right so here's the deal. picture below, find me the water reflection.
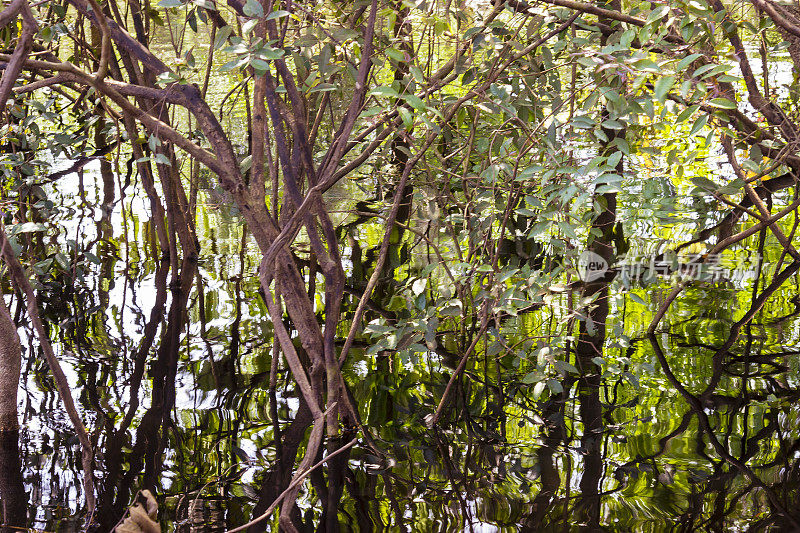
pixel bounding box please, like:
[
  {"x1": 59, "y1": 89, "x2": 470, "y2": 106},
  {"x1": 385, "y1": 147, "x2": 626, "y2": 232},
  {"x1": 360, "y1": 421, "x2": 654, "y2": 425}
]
[
  {"x1": 5, "y1": 158, "x2": 800, "y2": 531},
  {"x1": 0, "y1": 430, "x2": 26, "y2": 532}
]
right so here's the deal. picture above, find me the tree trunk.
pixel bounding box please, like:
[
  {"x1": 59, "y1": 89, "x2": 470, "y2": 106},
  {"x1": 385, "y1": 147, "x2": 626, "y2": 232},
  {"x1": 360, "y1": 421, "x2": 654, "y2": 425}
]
[
  {"x1": 0, "y1": 297, "x2": 23, "y2": 530},
  {"x1": 0, "y1": 299, "x2": 20, "y2": 431},
  {"x1": 0, "y1": 430, "x2": 26, "y2": 531}
]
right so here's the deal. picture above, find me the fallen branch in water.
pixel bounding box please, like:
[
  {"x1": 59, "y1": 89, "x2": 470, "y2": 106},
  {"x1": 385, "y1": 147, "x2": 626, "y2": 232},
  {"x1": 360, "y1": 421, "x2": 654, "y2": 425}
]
[{"x1": 226, "y1": 437, "x2": 358, "y2": 533}]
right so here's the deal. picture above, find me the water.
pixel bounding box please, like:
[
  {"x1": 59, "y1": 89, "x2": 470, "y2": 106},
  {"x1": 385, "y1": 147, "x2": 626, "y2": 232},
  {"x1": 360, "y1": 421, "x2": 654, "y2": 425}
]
[
  {"x1": 6, "y1": 152, "x2": 800, "y2": 531},
  {"x1": 4, "y1": 5, "x2": 800, "y2": 532}
]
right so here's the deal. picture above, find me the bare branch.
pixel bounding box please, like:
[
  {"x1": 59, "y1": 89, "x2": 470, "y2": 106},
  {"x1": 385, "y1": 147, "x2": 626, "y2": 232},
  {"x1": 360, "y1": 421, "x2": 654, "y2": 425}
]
[
  {"x1": 751, "y1": 0, "x2": 800, "y2": 40},
  {"x1": 0, "y1": 0, "x2": 26, "y2": 29},
  {"x1": 0, "y1": 1, "x2": 36, "y2": 110}
]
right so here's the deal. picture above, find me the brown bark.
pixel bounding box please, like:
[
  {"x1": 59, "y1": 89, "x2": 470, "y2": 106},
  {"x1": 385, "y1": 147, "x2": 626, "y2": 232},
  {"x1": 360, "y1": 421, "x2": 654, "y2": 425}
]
[
  {"x1": 0, "y1": 299, "x2": 20, "y2": 432},
  {"x1": 574, "y1": 2, "x2": 620, "y2": 527},
  {"x1": 0, "y1": 430, "x2": 26, "y2": 531},
  {"x1": 0, "y1": 0, "x2": 36, "y2": 112}
]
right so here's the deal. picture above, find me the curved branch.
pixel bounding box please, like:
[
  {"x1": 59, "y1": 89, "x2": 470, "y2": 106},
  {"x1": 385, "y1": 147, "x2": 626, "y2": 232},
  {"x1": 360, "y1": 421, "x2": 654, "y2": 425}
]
[
  {"x1": 0, "y1": 1, "x2": 37, "y2": 110},
  {"x1": 86, "y1": 0, "x2": 110, "y2": 80},
  {"x1": 751, "y1": 0, "x2": 800, "y2": 40},
  {"x1": 13, "y1": 71, "x2": 184, "y2": 104},
  {"x1": 533, "y1": 0, "x2": 683, "y2": 43},
  {"x1": 648, "y1": 330, "x2": 800, "y2": 528},
  {"x1": 0, "y1": 0, "x2": 26, "y2": 29}
]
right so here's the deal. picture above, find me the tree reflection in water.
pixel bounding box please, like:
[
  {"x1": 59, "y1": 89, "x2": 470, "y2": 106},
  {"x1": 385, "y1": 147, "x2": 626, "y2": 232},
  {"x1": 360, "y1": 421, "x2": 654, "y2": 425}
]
[
  {"x1": 8, "y1": 190, "x2": 800, "y2": 531},
  {"x1": 4, "y1": 0, "x2": 800, "y2": 530}
]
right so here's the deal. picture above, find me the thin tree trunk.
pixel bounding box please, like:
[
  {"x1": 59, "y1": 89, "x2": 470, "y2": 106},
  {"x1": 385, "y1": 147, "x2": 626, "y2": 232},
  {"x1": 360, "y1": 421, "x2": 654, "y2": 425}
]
[
  {"x1": 0, "y1": 430, "x2": 26, "y2": 531},
  {"x1": 0, "y1": 298, "x2": 20, "y2": 431}
]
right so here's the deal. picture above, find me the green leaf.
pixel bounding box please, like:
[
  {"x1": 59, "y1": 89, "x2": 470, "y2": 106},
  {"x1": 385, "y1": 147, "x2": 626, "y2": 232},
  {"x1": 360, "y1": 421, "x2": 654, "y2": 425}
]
[
  {"x1": 243, "y1": 0, "x2": 263, "y2": 18},
  {"x1": 553, "y1": 360, "x2": 578, "y2": 375},
  {"x1": 653, "y1": 75, "x2": 675, "y2": 103},
  {"x1": 251, "y1": 58, "x2": 270, "y2": 74},
  {"x1": 411, "y1": 278, "x2": 427, "y2": 296},
  {"x1": 266, "y1": 9, "x2": 289, "y2": 20},
  {"x1": 155, "y1": 71, "x2": 179, "y2": 85},
  {"x1": 369, "y1": 86, "x2": 398, "y2": 98},
  {"x1": 308, "y1": 83, "x2": 337, "y2": 94},
  {"x1": 633, "y1": 58, "x2": 659, "y2": 72},
  {"x1": 364, "y1": 321, "x2": 393, "y2": 335},
  {"x1": 609, "y1": 137, "x2": 630, "y2": 155},
  {"x1": 9, "y1": 222, "x2": 47, "y2": 235},
  {"x1": 546, "y1": 379, "x2": 563, "y2": 394},
  {"x1": 679, "y1": 80, "x2": 693, "y2": 99},
  {"x1": 675, "y1": 104, "x2": 699, "y2": 123},
  {"x1": 691, "y1": 64, "x2": 717, "y2": 78},
  {"x1": 717, "y1": 177, "x2": 745, "y2": 195},
  {"x1": 688, "y1": 114, "x2": 708, "y2": 136},
  {"x1": 691, "y1": 176, "x2": 717, "y2": 190},
  {"x1": 439, "y1": 300, "x2": 462, "y2": 316},
  {"x1": 83, "y1": 252, "x2": 101, "y2": 264},
  {"x1": 557, "y1": 221, "x2": 578, "y2": 240},
  {"x1": 461, "y1": 67, "x2": 476, "y2": 84},
  {"x1": 676, "y1": 53, "x2": 703, "y2": 72},
  {"x1": 213, "y1": 25, "x2": 232, "y2": 49},
  {"x1": 409, "y1": 65, "x2": 425, "y2": 83},
  {"x1": 648, "y1": 5, "x2": 670, "y2": 21},
  {"x1": 601, "y1": 119, "x2": 625, "y2": 130},
  {"x1": 219, "y1": 58, "x2": 245, "y2": 71},
  {"x1": 258, "y1": 46, "x2": 285, "y2": 60},
  {"x1": 497, "y1": 268, "x2": 518, "y2": 283},
  {"x1": 486, "y1": 341, "x2": 503, "y2": 357},
  {"x1": 385, "y1": 47, "x2": 405, "y2": 62},
  {"x1": 400, "y1": 93, "x2": 425, "y2": 110},
  {"x1": 629, "y1": 292, "x2": 647, "y2": 305},
  {"x1": 398, "y1": 107, "x2": 413, "y2": 129},
  {"x1": 623, "y1": 371, "x2": 640, "y2": 388},
  {"x1": 242, "y1": 19, "x2": 258, "y2": 34},
  {"x1": 522, "y1": 371, "x2": 542, "y2": 384},
  {"x1": 700, "y1": 64, "x2": 733, "y2": 79},
  {"x1": 33, "y1": 258, "x2": 54, "y2": 276},
  {"x1": 571, "y1": 115, "x2": 595, "y2": 129},
  {"x1": 55, "y1": 252, "x2": 70, "y2": 270},
  {"x1": 239, "y1": 154, "x2": 252, "y2": 173},
  {"x1": 606, "y1": 151, "x2": 622, "y2": 169},
  {"x1": 158, "y1": 0, "x2": 184, "y2": 7},
  {"x1": 708, "y1": 97, "x2": 736, "y2": 109}
]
